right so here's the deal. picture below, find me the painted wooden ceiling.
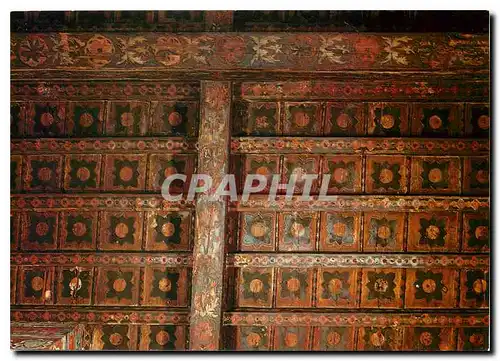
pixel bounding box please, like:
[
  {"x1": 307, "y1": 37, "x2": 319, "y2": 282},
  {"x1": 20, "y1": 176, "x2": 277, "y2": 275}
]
[{"x1": 11, "y1": 11, "x2": 489, "y2": 351}]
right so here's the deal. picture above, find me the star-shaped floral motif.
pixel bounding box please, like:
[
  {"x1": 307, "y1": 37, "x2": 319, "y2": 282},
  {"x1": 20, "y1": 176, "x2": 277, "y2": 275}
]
[
  {"x1": 326, "y1": 215, "x2": 355, "y2": 246},
  {"x1": 280, "y1": 270, "x2": 308, "y2": 299},
  {"x1": 465, "y1": 270, "x2": 488, "y2": 304},
  {"x1": 321, "y1": 271, "x2": 351, "y2": 301},
  {"x1": 419, "y1": 216, "x2": 447, "y2": 247},
  {"x1": 371, "y1": 161, "x2": 401, "y2": 190},
  {"x1": 154, "y1": 214, "x2": 182, "y2": 246},
  {"x1": 366, "y1": 271, "x2": 396, "y2": 301},
  {"x1": 422, "y1": 108, "x2": 450, "y2": 135},
  {"x1": 413, "y1": 270, "x2": 445, "y2": 302},
  {"x1": 101, "y1": 325, "x2": 129, "y2": 350},
  {"x1": 109, "y1": 216, "x2": 136, "y2": 245},
  {"x1": 421, "y1": 161, "x2": 449, "y2": 189},
  {"x1": 467, "y1": 218, "x2": 489, "y2": 249},
  {"x1": 68, "y1": 159, "x2": 97, "y2": 189},
  {"x1": 105, "y1": 270, "x2": 134, "y2": 301},
  {"x1": 61, "y1": 268, "x2": 90, "y2": 299},
  {"x1": 151, "y1": 270, "x2": 179, "y2": 301},
  {"x1": 113, "y1": 159, "x2": 139, "y2": 188},
  {"x1": 368, "y1": 217, "x2": 397, "y2": 248},
  {"x1": 373, "y1": 107, "x2": 401, "y2": 135},
  {"x1": 114, "y1": 104, "x2": 142, "y2": 134},
  {"x1": 242, "y1": 271, "x2": 271, "y2": 302},
  {"x1": 149, "y1": 326, "x2": 177, "y2": 350}
]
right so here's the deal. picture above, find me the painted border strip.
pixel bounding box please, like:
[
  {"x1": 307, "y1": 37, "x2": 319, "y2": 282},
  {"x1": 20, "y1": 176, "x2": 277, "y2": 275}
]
[
  {"x1": 235, "y1": 195, "x2": 489, "y2": 212},
  {"x1": 11, "y1": 253, "x2": 192, "y2": 267},
  {"x1": 238, "y1": 79, "x2": 489, "y2": 101},
  {"x1": 11, "y1": 81, "x2": 200, "y2": 100},
  {"x1": 11, "y1": 194, "x2": 194, "y2": 211},
  {"x1": 11, "y1": 308, "x2": 189, "y2": 325},
  {"x1": 223, "y1": 312, "x2": 489, "y2": 327},
  {"x1": 226, "y1": 253, "x2": 489, "y2": 268},
  {"x1": 13, "y1": 137, "x2": 488, "y2": 156},
  {"x1": 11, "y1": 33, "x2": 488, "y2": 72},
  {"x1": 11, "y1": 138, "x2": 198, "y2": 154},
  {"x1": 232, "y1": 137, "x2": 490, "y2": 155},
  {"x1": 189, "y1": 81, "x2": 231, "y2": 350}
]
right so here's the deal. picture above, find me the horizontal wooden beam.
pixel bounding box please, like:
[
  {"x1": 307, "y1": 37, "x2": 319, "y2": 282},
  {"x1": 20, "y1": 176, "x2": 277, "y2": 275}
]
[
  {"x1": 237, "y1": 79, "x2": 489, "y2": 101},
  {"x1": 11, "y1": 33, "x2": 488, "y2": 73},
  {"x1": 11, "y1": 252, "x2": 192, "y2": 267},
  {"x1": 11, "y1": 194, "x2": 194, "y2": 211},
  {"x1": 12, "y1": 137, "x2": 489, "y2": 156},
  {"x1": 11, "y1": 81, "x2": 200, "y2": 100},
  {"x1": 223, "y1": 312, "x2": 489, "y2": 327},
  {"x1": 226, "y1": 253, "x2": 488, "y2": 268},
  {"x1": 235, "y1": 195, "x2": 489, "y2": 212},
  {"x1": 11, "y1": 137, "x2": 197, "y2": 154},
  {"x1": 11, "y1": 308, "x2": 189, "y2": 324},
  {"x1": 232, "y1": 137, "x2": 489, "y2": 155},
  {"x1": 13, "y1": 137, "x2": 489, "y2": 156}
]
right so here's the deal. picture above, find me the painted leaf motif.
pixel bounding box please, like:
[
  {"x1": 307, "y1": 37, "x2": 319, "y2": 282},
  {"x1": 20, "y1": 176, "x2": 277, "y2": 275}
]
[
  {"x1": 250, "y1": 36, "x2": 282, "y2": 65},
  {"x1": 381, "y1": 36, "x2": 414, "y2": 65},
  {"x1": 117, "y1": 36, "x2": 149, "y2": 65},
  {"x1": 50, "y1": 33, "x2": 86, "y2": 65},
  {"x1": 319, "y1": 35, "x2": 348, "y2": 64}
]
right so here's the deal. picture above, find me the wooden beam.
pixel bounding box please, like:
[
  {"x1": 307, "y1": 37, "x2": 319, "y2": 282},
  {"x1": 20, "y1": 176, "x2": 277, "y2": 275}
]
[
  {"x1": 223, "y1": 312, "x2": 489, "y2": 327},
  {"x1": 11, "y1": 33, "x2": 489, "y2": 73},
  {"x1": 232, "y1": 137, "x2": 490, "y2": 155},
  {"x1": 235, "y1": 195, "x2": 489, "y2": 212},
  {"x1": 226, "y1": 253, "x2": 489, "y2": 268},
  {"x1": 11, "y1": 253, "x2": 192, "y2": 267},
  {"x1": 11, "y1": 309, "x2": 189, "y2": 325},
  {"x1": 189, "y1": 81, "x2": 231, "y2": 350}
]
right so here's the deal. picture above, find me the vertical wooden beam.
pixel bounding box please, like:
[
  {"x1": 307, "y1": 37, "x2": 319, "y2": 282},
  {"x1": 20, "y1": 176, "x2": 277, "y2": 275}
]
[{"x1": 189, "y1": 81, "x2": 231, "y2": 350}]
